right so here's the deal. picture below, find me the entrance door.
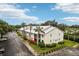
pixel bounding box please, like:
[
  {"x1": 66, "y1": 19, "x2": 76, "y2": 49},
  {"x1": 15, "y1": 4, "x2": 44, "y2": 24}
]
[{"x1": 34, "y1": 34, "x2": 37, "y2": 42}]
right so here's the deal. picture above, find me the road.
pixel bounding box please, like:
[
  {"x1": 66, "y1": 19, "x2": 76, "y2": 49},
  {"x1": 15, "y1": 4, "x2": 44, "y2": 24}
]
[{"x1": 2, "y1": 32, "x2": 33, "y2": 56}]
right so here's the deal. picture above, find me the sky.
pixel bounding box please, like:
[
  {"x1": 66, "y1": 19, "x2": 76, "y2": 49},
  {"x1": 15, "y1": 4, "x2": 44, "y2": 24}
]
[{"x1": 0, "y1": 3, "x2": 79, "y2": 25}]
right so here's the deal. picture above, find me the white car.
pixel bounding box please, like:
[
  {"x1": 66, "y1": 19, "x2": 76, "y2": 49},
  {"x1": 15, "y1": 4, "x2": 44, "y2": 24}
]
[
  {"x1": 0, "y1": 38, "x2": 7, "y2": 41},
  {"x1": 0, "y1": 45, "x2": 5, "y2": 54}
]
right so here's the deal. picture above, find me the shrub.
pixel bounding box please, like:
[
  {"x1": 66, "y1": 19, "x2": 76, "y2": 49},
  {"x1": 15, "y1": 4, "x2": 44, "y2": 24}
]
[
  {"x1": 17, "y1": 31, "x2": 22, "y2": 36},
  {"x1": 58, "y1": 41, "x2": 64, "y2": 44},
  {"x1": 46, "y1": 43, "x2": 56, "y2": 48},
  {"x1": 29, "y1": 39, "x2": 36, "y2": 44},
  {"x1": 22, "y1": 35, "x2": 28, "y2": 40},
  {"x1": 38, "y1": 39, "x2": 41, "y2": 43},
  {"x1": 64, "y1": 34, "x2": 79, "y2": 42},
  {"x1": 64, "y1": 34, "x2": 68, "y2": 39},
  {"x1": 38, "y1": 40, "x2": 45, "y2": 48},
  {"x1": 46, "y1": 44, "x2": 52, "y2": 48},
  {"x1": 52, "y1": 43, "x2": 56, "y2": 47}
]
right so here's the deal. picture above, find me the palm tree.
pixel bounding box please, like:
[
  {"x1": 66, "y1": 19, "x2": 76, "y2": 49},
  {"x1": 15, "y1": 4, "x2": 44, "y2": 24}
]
[
  {"x1": 21, "y1": 22, "x2": 26, "y2": 31},
  {"x1": 67, "y1": 29, "x2": 72, "y2": 40},
  {"x1": 34, "y1": 25, "x2": 45, "y2": 44},
  {"x1": 0, "y1": 28, "x2": 5, "y2": 38},
  {"x1": 73, "y1": 29, "x2": 77, "y2": 41},
  {"x1": 21, "y1": 22, "x2": 27, "y2": 39},
  {"x1": 29, "y1": 24, "x2": 32, "y2": 39}
]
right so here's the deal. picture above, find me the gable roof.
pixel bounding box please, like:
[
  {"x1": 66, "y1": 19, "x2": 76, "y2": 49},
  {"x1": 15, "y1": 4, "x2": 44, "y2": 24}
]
[{"x1": 19, "y1": 25, "x2": 63, "y2": 34}]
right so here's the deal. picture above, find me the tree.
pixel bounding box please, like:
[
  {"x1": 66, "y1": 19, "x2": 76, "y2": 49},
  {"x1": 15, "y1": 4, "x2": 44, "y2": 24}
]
[
  {"x1": 0, "y1": 19, "x2": 11, "y2": 38},
  {"x1": 73, "y1": 29, "x2": 77, "y2": 41},
  {"x1": 0, "y1": 28, "x2": 5, "y2": 38},
  {"x1": 34, "y1": 26, "x2": 45, "y2": 45},
  {"x1": 21, "y1": 22, "x2": 26, "y2": 36},
  {"x1": 41, "y1": 20, "x2": 58, "y2": 26},
  {"x1": 41, "y1": 20, "x2": 66, "y2": 31},
  {"x1": 0, "y1": 19, "x2": 18, "y2": 38},
  {"x1": 67, "y1": 30, "x2": 72, "y2": 40},
  {"x1": 57, "y1": 24, "x2": 67, "y2": 31},
  {"x1": 21, "y1": 22, "x2": 26, "y2": 27},
  {"x1": 38, "y1": 40, "x2": 45, "y2": 48},
  {"x1": 29, "y1": 24, "x2": 32, "y2": 39}
]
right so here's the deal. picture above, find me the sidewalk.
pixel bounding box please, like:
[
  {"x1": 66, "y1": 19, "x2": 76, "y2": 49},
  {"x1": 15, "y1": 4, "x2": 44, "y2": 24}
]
[{"x1": 73, "y1": 44, "x2": 79, "y2": 48}]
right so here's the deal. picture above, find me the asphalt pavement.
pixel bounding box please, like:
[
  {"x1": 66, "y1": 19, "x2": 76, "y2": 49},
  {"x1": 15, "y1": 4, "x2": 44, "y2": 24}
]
[{"x1": 0, "y1": 32, "x2": 33, "y2": 56}]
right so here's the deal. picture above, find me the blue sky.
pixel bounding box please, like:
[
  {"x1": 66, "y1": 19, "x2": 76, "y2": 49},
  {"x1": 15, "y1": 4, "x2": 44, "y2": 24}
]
[{"x1": 0, "y1": 3, "x2": 79, "y2": 25}]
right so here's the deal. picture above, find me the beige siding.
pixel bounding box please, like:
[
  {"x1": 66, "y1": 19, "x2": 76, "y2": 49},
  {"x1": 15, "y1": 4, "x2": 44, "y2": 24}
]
[
  {"x1": 42, "y1": 28, "x2": 64, "y2": 44},
  {"x1": 26, "y1": 33, "x2": 35, "y2": 40},
  {"x1": 31, "y1": 33, "x2": 34, "y2": 40}
]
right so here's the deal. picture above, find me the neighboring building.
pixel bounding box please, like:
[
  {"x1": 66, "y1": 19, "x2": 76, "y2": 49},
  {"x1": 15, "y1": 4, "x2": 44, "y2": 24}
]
[{"x1": 19, "y1": 25, "x2": 64, "y2": 44}]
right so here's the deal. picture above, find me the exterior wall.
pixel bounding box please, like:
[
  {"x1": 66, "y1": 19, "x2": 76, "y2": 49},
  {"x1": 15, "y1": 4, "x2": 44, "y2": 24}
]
[
  {"x1": 42, "y1": 28, "x2": 64, "y2": 44},
  {"x1": 31, "y1": 33, "x2": 34, "y2": 40},
  {"x1": 19, "y1": 27, "x2": 64, "y2": 44},
  {"x1": 26, "y1": 32, "x2": 30, "y2": 39},
  {"x1": 19, "y1": 30, "x2": 23, "y2": 34},
  {"x1": 26, "y1": 32, "x2": 35, "y2": 41}
]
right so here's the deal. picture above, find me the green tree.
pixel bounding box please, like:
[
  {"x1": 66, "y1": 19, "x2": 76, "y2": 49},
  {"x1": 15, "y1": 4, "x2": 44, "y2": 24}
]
[
  {"x1": 21, "y1": 22, "x2": 26, "y2": 27},
  {"x1": 41, "y1": 20, "x2": 58, "y2": 26},
  {"x1": 29, "y1": 24, "x2": 32, "y2": 39},
  {"x1": 34, "y1": 26, "x2": 45, "y2": 44},
  {"x1": 0, "y1": 19, "x2": 10, "y2": 38}
]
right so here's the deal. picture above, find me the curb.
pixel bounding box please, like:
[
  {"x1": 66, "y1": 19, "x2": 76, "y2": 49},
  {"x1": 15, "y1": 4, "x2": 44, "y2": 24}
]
[
  {"x1": 16, "y1": 33, "x2": 38, "y2": 56},
  {"x1": 23, "y1": 41, "x2": 38, "y2": 56}
]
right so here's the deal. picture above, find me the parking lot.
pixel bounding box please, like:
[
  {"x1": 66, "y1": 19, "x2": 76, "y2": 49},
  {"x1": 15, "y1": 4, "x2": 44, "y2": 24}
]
[{"x1": 47, "y1": 47, "x2": 79, "y2": 56}]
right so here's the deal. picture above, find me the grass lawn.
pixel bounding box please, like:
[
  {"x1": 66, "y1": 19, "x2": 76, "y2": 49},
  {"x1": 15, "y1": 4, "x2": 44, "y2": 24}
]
[
  {"x1": 64, "y1": 39, "x2": 78, "y2": 47},
  {"x1": 17, "y1": 32, "x2": 79, "y2": 55},
  {"x1": 28, "y1": 39, "x2": 79, "y2": 55},
  {"x1": 29, "y1": 41, "x2": 65, "y2": 54}
]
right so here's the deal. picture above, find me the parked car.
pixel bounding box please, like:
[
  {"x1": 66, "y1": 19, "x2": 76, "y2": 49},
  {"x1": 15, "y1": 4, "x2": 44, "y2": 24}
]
[
  {"x1": 0, "y1": 38, "x2": 7, "y2": 41},
  {"x1": 0, "y1": 35, "x2": 8, "y2": 41},
  {"x1": 0, "y1": 45, "x2": 5, "y2": 54}
]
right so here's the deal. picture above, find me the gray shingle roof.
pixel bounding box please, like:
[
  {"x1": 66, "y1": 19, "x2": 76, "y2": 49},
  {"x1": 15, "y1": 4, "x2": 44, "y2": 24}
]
[{"x1": 19, "y1": 26, "x2": 56, "y2": 34}]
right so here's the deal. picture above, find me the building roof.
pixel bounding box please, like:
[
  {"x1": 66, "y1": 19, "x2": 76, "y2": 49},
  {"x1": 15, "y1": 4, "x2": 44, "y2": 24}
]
[{"x1": 19, "y1": 25, "x2": 62, "y2": 34}]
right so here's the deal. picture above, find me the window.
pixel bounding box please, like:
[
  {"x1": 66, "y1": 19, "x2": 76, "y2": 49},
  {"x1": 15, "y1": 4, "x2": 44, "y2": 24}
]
[
  {"x1": 31, "y1": 33, "x2": 33, "y2": 35},
  {"x1": 55, "y1": 39, "x2": 57, "y2": 42},
  {"x1": 59, "y1": 33, "x2": 60, "y2": 36},
  {"x1": 42, "y1": 35, "x2": 44, "y2": 38},
  {"x1": 50, "y1": 34, "x2": 52, "y2": 37},
  {"x1": 50, "y1": 40, "x2": 52, "y2": 42}
]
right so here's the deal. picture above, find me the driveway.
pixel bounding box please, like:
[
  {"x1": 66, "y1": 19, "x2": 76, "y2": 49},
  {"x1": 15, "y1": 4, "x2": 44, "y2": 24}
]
[{"x1": 1, "y1": 32, "x2": 33, "y2": 56}]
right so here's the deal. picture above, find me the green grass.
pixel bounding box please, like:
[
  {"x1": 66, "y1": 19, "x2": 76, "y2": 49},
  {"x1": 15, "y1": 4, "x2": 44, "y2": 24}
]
[
  {"x1": 17, "y1": 32, "x2": 79, "y2": 55},
  {"x1": 29, "y1": 42, "x2": 65, "y2": 54},
  {"x1": 29, "y1": 39, "x2": 79, "y2": 55},
  {"x1": 64, "y1": 39, "x2": 78, "y2": 47}
]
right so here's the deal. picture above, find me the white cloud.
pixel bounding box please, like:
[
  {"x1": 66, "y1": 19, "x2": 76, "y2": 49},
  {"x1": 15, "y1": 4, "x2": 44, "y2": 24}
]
[
  {"x1": 51, "y1": 3, "x2": 79, "y2": 13},
  {"x1": 63, "y1": 17, "x2": 79, "y2": 22},
  {"x1": 0, "y1": 3, "x2": 39, "y2": 23},
  {"x1": 24, "y1": 9, "x2": 30, "y2": 12},
  {"x1": 32, "y1": 6, "x2": 37, "y2": 8}
]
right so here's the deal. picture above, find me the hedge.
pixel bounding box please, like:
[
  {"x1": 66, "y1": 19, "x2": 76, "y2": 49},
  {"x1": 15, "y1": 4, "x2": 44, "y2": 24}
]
[
  {"x1": 38, "y1": 40, "x2": 45, "y2": 48},
  {"x1": 38, "y1": 45, "x2": 65, "y2": 56},
  {"x1": 46, "y1": 43, "x2": 56, "y2": 48},
  {"x1": 64, "y1": 34, "x2": 79, "y2": 42},
  {"x1": 58, "y1": 41, "x2": 64, "y2": 44}
]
